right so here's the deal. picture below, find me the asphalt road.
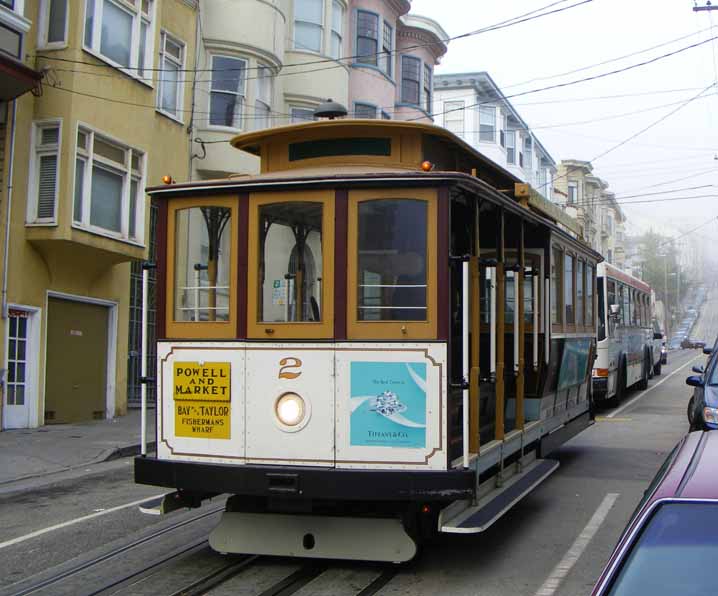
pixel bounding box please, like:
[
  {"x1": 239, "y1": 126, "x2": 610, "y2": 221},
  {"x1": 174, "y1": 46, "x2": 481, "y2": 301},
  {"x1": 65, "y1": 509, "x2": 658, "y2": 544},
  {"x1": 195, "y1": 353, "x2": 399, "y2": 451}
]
[{"x1": 0, "y1": 351, "x2": 711, "y2": 596}]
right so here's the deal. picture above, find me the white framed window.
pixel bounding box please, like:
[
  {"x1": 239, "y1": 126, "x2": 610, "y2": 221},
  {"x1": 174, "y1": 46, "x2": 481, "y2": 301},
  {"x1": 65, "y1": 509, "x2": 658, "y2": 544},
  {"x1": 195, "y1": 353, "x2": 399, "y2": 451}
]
[
  {"x1": 157, "y1": 30, "x2": 184, "y2": 121},
  {"x1": 28, "y1": 120, "x2": 61, "y2": 224},
  {"x1": 291, "y1": 106, "x2": 316, "y2": 123},
  {"x1": 38, "y1": 0, "x2": 68, "y2": 48},
  {"x1": 208, "y1": 55, "x2": 247, "y2": 130},
  {"x1": 73, "y1": 125, "x2": 145, "y2": 244},
  {"x1": 444, "y1": 101, "x2": 464, "y2": 136},
  {"x1": 500, "y1": 113, "x2": 507, "y2": 148},
  {"x1": 354, "y1": 102, "x2": 377, "y2": 118},
  {"x1": 506, "y1": 130, "x2": 515, "y2": 163},
  {"x1": 523, "y1": 135, "x2": 533, "y2": 169},
  {"x1": 479, "y1": 105, "x2": 495, "y2": 142},
  {"x1": 356, "y1": 10, "x2": 378, "y2": 66},
  {"x1": 255, "y1": 65, "x2": 272, "y2": 130},
  {"x1": 567, "y1": 181, "x2": 578, "y2": 204},
  {"x1": 379, "y1": 20, "x2": 392, "y2": 76},
  {"x1": 294, "y1": 0, "x2": 323, "y2": 52},
  {"x1": 83, "y1": 0, "x2": 154, "y2": 78},
  {"x1": 330, "y1": 0, "x2": 343, "y2": 59}
]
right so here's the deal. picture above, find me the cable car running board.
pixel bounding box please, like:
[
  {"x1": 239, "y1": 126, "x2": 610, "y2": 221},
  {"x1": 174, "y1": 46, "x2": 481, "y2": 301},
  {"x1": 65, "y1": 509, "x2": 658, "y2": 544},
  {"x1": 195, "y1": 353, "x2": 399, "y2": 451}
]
[{"x1": 439, "y1": 459, "x2": 559, "y2": 534}]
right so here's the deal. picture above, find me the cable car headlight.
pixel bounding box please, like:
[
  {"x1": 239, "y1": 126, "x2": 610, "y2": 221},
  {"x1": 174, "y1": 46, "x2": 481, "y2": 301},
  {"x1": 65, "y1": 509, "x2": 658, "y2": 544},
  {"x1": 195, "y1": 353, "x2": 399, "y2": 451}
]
[{"x1": 275, "y1": 392, "x2": 306, "y2": 428}]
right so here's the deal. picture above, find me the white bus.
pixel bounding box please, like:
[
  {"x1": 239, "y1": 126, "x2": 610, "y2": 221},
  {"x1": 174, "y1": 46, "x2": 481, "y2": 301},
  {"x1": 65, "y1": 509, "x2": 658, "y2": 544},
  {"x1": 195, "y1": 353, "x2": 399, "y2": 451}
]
[{"x1": 593, "y1": 263, "x2": 659, "y2": 406}]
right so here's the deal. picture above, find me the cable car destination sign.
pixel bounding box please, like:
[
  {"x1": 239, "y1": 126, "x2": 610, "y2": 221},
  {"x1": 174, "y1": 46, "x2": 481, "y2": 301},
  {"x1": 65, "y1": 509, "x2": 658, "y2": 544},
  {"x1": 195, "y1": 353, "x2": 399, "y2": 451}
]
[{"x1": 173, "y1": 362, "x2": 231, "y2": 439}]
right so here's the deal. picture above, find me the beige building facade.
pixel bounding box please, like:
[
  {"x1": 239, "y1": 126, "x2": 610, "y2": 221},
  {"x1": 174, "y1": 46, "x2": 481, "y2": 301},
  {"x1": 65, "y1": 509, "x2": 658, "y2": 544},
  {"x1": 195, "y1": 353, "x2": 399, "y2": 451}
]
[
  {"x1": 0, "y1": 0, "x2": 197, "y2": 428},
  {"x1": 554, "y1": 159, "x2": 625, "y2": 268}
]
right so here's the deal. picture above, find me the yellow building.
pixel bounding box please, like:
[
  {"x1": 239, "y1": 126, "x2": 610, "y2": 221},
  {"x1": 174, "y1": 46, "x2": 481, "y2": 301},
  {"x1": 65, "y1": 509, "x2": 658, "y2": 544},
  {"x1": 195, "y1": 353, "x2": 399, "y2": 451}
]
[{"x1": 0, "y1": 0, "x2": 197, "y2": 428}]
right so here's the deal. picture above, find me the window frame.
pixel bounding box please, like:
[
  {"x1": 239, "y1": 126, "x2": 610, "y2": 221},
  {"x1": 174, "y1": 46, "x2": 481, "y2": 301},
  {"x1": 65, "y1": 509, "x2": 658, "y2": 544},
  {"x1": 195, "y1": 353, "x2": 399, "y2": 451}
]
[
  {"x1": 207, "y1": 53, "x2": 248, "y2": 132},
  {"x1": 551, "y1": 245, "x2": 563, "y2": 327},
  {"x1": 347, "y1": 188, "x2": 438, "y2": 340},
  {"x1": 505, "y1": 129, "x2": 516, "y2": 164},
  {"x1": 355, "y1": 8, "x2": 379, "y2": 67},
  {"x1": 83, "y1": 0, "x2": 155, "y2": 84},
  {"x1": 247, "y1": 190, "x2": 335, "y2": 340},
  {"x1": 293, "y1": 0, "x2": 324, "y2": 53},
  {"x1": 330, "y1": 0, "x2": 344, "y2": 59},
  {"x1": 72, "y1": 123, "x2": 146, "y2": 245},
  {"x1": 564, "y1": 252, "x2": 575, "y2": 326},
  {"x1": 380, "y1": 19, "x2": 393, "y2": 77},
  {"x1": 27, "y1": 119, "x2": 62, "y2": 226},
  {"x1": 37, "y1": 0, "x2": 68, "y2": 49},
  {"x1": 353, "y1": 101, "x2": 377, "y2": 119},
  {"x1": 400, "y1": 55, "x2": 421, "y2": 106},
  {"x1": 165, "y1": 196, "x2": 238, "y2": 339},
  {"x1": 290, "y1": 105, "x2": 317, "y2": 123},
  {"x1": 254, "y1": 65, "x2": 273, "y2": 130},
  {"x1": 479, "y1": 105, "x2": 496, "y2": 143},
  {"x1": 567, "y1": 181, "x2": 578, "y2": 204},
  {"x1": 444, "y1": 100, "x2": 465, "y2": 136},
  {"x1": 156, "y1": 29, "x2": 185, "y2": 123},
  {"x1": 423, "y1": 63, "x2": 432, "y2": 113}
]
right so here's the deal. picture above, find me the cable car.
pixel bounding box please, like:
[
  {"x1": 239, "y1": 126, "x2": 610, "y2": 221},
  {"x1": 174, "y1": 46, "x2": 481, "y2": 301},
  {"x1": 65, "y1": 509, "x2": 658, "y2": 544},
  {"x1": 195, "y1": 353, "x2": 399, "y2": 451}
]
[{"x1": 134, "y1": 118, "x2": 601, "y2": 562}]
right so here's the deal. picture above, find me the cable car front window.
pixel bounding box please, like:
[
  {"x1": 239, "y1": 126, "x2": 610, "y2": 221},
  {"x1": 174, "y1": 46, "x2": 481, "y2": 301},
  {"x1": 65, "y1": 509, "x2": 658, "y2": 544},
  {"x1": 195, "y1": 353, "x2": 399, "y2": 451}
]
[
  {"x1": 258, "y1": 201, "x2": 323, "y2": 323},
  {"x1": 357, "y1": 199, "x2": 427, "y2": 321},
  {"x1": 174, "y1": 206, "x2": 231, "y2": 322}
]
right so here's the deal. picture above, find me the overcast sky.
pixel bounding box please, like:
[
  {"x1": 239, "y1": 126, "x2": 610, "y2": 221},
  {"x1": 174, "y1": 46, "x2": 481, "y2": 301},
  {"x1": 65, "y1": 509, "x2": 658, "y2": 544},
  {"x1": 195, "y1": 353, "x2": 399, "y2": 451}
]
[{"x1": 411, "y1": 0, "x2": 718, "y2": 244}]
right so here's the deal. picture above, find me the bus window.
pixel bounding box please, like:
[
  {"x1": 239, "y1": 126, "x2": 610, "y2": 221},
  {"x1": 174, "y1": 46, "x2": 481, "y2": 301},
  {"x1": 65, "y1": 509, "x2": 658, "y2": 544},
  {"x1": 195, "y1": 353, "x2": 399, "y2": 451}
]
[
  {"x1": 597, "y1": 276, "x2": 605, "y2": 341},
  {"x1": 622, "y1": 284, "x2": 630, "y2": 327},
  {"x1": 174, "y1": 206, "x2": 232, "y2": 323},
  {"x1": 551, "y1": 247, "x2": 562, "y2": 325},
  {"x1": 564, "y1": 253, "x2": 574, "y2": 325},
  {"x1": 576, "y1": 261, "x2": 584, "y2": 326},
  {"x1": 586, "y1": 264, "x2": 594, "y2": 326},
  {"x1": 607, "y1": 279, "x2": 616, "y2": 335}
]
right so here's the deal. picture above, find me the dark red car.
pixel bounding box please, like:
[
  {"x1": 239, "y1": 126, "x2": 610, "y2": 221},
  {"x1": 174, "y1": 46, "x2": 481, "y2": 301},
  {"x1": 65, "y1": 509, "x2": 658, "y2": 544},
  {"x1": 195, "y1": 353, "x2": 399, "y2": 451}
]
[{"x1": 592, "y1": 431, "x2": 718, "y2": 595}]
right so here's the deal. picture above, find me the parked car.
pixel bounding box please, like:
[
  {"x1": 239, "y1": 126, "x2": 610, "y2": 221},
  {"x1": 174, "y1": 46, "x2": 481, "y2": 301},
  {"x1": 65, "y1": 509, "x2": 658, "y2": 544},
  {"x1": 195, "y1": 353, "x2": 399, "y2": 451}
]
[
  {"x1": 681, "y1": 337, "x2": 706, "y2": 350},
  {"x1": 649, "y1": 320, "x2": 664, "y2": 376},
  {"x1": 592, "y1": 431, "x2": 718, "y2": 595},
  {"x1": 687, "y1": 337, "x2": 718, "y2": 431}
]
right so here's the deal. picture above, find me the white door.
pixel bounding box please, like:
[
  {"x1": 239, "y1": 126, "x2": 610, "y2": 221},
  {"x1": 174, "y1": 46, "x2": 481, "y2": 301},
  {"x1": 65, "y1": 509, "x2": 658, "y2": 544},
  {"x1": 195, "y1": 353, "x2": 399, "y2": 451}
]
[{"x1": 3, "y1": 310, "x2": 33, "y2": 429}]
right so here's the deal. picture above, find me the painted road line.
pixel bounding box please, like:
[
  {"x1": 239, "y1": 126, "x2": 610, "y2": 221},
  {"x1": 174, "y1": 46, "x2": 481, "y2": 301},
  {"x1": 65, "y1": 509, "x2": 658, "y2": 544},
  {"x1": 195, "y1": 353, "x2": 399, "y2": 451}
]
[
  {"x1": 607, "y1": 354, "x2": 701, "y2": 419},
  {"x1": 0, "y1": 493, "x2": 167, "y2": 551},
  {"x1": 534, "y1": 493, "x2": 620, "y2": 596},
  {"x1": 595, "y1": 417, "x2": 632, "y2": 422}
]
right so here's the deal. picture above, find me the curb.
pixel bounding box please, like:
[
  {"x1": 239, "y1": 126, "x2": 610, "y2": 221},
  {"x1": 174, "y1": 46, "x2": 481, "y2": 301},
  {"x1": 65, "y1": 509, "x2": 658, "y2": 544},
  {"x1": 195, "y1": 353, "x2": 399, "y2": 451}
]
[{"x1": 104, "y1": 442, "x2": 158, "y2": 462}]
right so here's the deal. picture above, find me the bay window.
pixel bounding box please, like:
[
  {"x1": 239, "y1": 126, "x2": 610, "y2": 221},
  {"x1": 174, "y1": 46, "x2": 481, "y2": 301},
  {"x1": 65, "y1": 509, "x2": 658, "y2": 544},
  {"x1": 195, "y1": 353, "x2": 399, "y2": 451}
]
[
  {"x1": 444, "y1": 101, "x2": 465, "y2": 136},
  {"x1": 330, "y1": 0, "x2": 343, "y2": 59},
  {"x1": 255, "y1": 66, "x2": 272, "y2": 129},
  {"x1": 380, "y1": 21, "x2": 392, "y2": 76},
  {"x1": 294, "y1": 0, "x2": 323, "y2": 52},
  {"x1": 401, "y1": 56, "x2": 420, "y2": 105},
  {"x1": 39, "y1": 0, "x2": 68, "y2": 47},
  {"x1": 423, "y1": 63, "x2": 432, "y2": 113},
  {"x1": 73, "y1": 126, "x2": 144, "y2": 243},
  {"x1": 209, "y1": 55, "x2": 247, "y2": 129},
  {"x1": 29, "y1": 121, "x2": 61, "y2": 223},
  {"x1": 506, "y1": 130, "x2": 516, "y2": 163},
  {"x1": 83, "y1": 0, "x2": 153, "y2": 76},
  {"x1": 356, "y1": 10, "x2": 378, "y2": 66},
  {"x1": 157, "y1": 31, "x2": 184, "y2": 120},
  {"x1": 479, "y1": 105, "x2": 495, "y2": 142}
]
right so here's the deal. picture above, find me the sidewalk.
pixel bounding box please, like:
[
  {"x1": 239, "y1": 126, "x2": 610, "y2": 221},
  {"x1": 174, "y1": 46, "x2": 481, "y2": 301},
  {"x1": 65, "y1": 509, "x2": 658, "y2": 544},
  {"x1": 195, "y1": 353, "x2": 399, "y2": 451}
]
[{"x1": 0, "y1": 409, "x2": 155, "y2": 486}]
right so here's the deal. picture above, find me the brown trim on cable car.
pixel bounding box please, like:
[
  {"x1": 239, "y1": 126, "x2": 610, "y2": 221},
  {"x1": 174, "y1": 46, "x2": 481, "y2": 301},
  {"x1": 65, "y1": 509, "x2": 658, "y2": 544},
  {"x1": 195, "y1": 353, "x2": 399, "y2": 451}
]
[
  {"x1": 334, "y1": 189, "x2": 348, "y2": 340},
  {"x1": 237, "y1": 194, "x2": 249, "y2": 338},
  {"x1": 437, "y1": 187, "x2": 450, "y2": 341},
  {"x1": 155, "y1": 198, "x2": 168, "y2": 339}
]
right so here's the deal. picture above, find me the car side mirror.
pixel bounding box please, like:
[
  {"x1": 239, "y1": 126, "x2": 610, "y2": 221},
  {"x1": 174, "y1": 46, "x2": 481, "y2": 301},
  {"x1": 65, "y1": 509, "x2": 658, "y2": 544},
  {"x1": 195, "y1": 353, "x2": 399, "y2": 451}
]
[
  {"x1": 692, "y1": 365, "x2": 705, "y2": 374},
  {"x1": 704, "y1": 347, "x2": 713, "y2": 355},
  {"x1": 686, "y1": 375, "x2": 704, "y2": 388},
  {"x1": 653, "y1": 332, "x2": 663, "y2": 340}
]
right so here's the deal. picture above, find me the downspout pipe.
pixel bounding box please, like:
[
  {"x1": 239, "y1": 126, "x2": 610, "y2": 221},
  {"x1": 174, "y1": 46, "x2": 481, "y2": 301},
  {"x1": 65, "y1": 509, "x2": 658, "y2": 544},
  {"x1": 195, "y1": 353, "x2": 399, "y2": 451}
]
[{"x1": 2, "y1": 99, "x2": 17, "y2": 320}]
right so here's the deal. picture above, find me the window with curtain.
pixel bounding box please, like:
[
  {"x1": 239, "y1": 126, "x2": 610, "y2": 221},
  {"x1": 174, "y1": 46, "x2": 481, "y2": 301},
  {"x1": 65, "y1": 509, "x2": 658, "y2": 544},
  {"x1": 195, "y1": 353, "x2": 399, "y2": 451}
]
[
  {"x1": 294, "y1": 0, "x2": 323, "y2": 52},
  {"x1": 84, "y1": 0, "x2": 153, "y2": 75},
  {"x1": 157, "y1": 31, "x2": 184, "y2": 119},
  {"x1": 401, "y1": 56, "x2": 421, "y2": 105},
  {"x1": 356, "y1": 10, "x2": 378, "y2": 66},
  {"x1": 479, "y1": 105, "x2": 495, "y2": 142},
  {"x1": 73, "y1": 127, "x2": 144, "y2": 242},
  {"x1": 330, "y1": 0, "x2": 343, "y2": 59},
  {"x1": 209, "y1": 55, "x2": 247, "y2": 129}
]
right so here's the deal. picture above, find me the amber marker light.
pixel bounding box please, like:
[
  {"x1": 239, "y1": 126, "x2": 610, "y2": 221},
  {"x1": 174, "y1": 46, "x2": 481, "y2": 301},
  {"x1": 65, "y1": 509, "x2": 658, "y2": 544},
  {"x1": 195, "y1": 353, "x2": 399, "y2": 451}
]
[
  {"x1": 421, "y1": 160, "x2": 433, "y2": 172},
  {"x1": 162, "y1": 174, "x2": 174, "y2": 185}
]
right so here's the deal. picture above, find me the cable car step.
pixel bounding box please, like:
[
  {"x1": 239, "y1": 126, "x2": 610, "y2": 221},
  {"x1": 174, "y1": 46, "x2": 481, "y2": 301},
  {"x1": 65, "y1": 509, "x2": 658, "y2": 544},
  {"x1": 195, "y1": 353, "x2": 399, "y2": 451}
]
[
  {"x1": 138, "y1": 492, "x2": 188, "y2": 516},
  {"x1": 440, "y1": 458, "x2": 559, "y2": 534}
]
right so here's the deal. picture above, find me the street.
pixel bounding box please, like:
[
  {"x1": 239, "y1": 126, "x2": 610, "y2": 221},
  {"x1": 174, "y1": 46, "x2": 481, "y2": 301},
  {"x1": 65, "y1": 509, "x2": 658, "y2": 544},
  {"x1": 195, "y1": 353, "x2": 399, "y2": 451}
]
[{"x1": 0, "y1": 346, "x2": 706, "y2": 596}]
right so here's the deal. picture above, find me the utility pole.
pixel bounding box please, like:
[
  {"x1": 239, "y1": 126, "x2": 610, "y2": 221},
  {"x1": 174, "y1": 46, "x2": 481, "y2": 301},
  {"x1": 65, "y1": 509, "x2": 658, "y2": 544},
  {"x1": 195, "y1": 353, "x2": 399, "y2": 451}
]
[{"x1": 694, "y1": 1, "x2": 718, "y2": 11}]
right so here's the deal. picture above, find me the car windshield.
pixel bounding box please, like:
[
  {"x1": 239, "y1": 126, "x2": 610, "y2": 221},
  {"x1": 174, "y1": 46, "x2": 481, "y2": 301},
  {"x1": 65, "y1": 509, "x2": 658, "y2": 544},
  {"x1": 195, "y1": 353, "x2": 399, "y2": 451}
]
[{"x1": 608, "y1": 502, "x2": 718, "y2": 596}]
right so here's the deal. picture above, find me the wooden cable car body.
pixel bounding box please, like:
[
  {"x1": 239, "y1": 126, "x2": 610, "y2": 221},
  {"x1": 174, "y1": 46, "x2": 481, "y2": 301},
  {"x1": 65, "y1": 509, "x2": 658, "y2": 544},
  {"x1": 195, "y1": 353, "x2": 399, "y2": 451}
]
[{"x1": 135, "y1": 120, "x2": 602, "y2": 562}]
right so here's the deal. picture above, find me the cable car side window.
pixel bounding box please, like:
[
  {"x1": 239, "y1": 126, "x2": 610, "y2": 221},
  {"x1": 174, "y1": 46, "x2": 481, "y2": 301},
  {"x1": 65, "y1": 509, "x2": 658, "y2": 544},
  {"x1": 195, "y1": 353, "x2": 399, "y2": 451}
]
[
  {"x1": 357, "y1": 199, "x2": 427, "y2": 321},
  {"x1": 247, "y1": 191, "x2": 334, "y2": 339},
  {"x1": 347, "y1": 189, "x2": 437, "y2": 340},
  {"x1": 166, "y1": 197, "x2": 238, "y2": 339}
]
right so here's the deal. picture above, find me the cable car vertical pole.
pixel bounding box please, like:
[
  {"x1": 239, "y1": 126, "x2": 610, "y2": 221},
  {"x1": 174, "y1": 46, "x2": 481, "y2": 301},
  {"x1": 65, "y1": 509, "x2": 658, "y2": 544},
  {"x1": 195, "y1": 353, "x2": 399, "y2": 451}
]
[
  {"x1": 517, "y1": 220, "x2": 525, "y2": 431},
  {"x1": 533, "y1": 271, "x2": 539, "y2": 371},
  {"x1": 462, "y1": 259, "x2": 469, "y2": 468},
  {"x1": 496, "y1": 209, "x2": 505, "y2": 442},
  {"x1": 140, "y1": 262, "x2": 151, "y2": 456}
]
